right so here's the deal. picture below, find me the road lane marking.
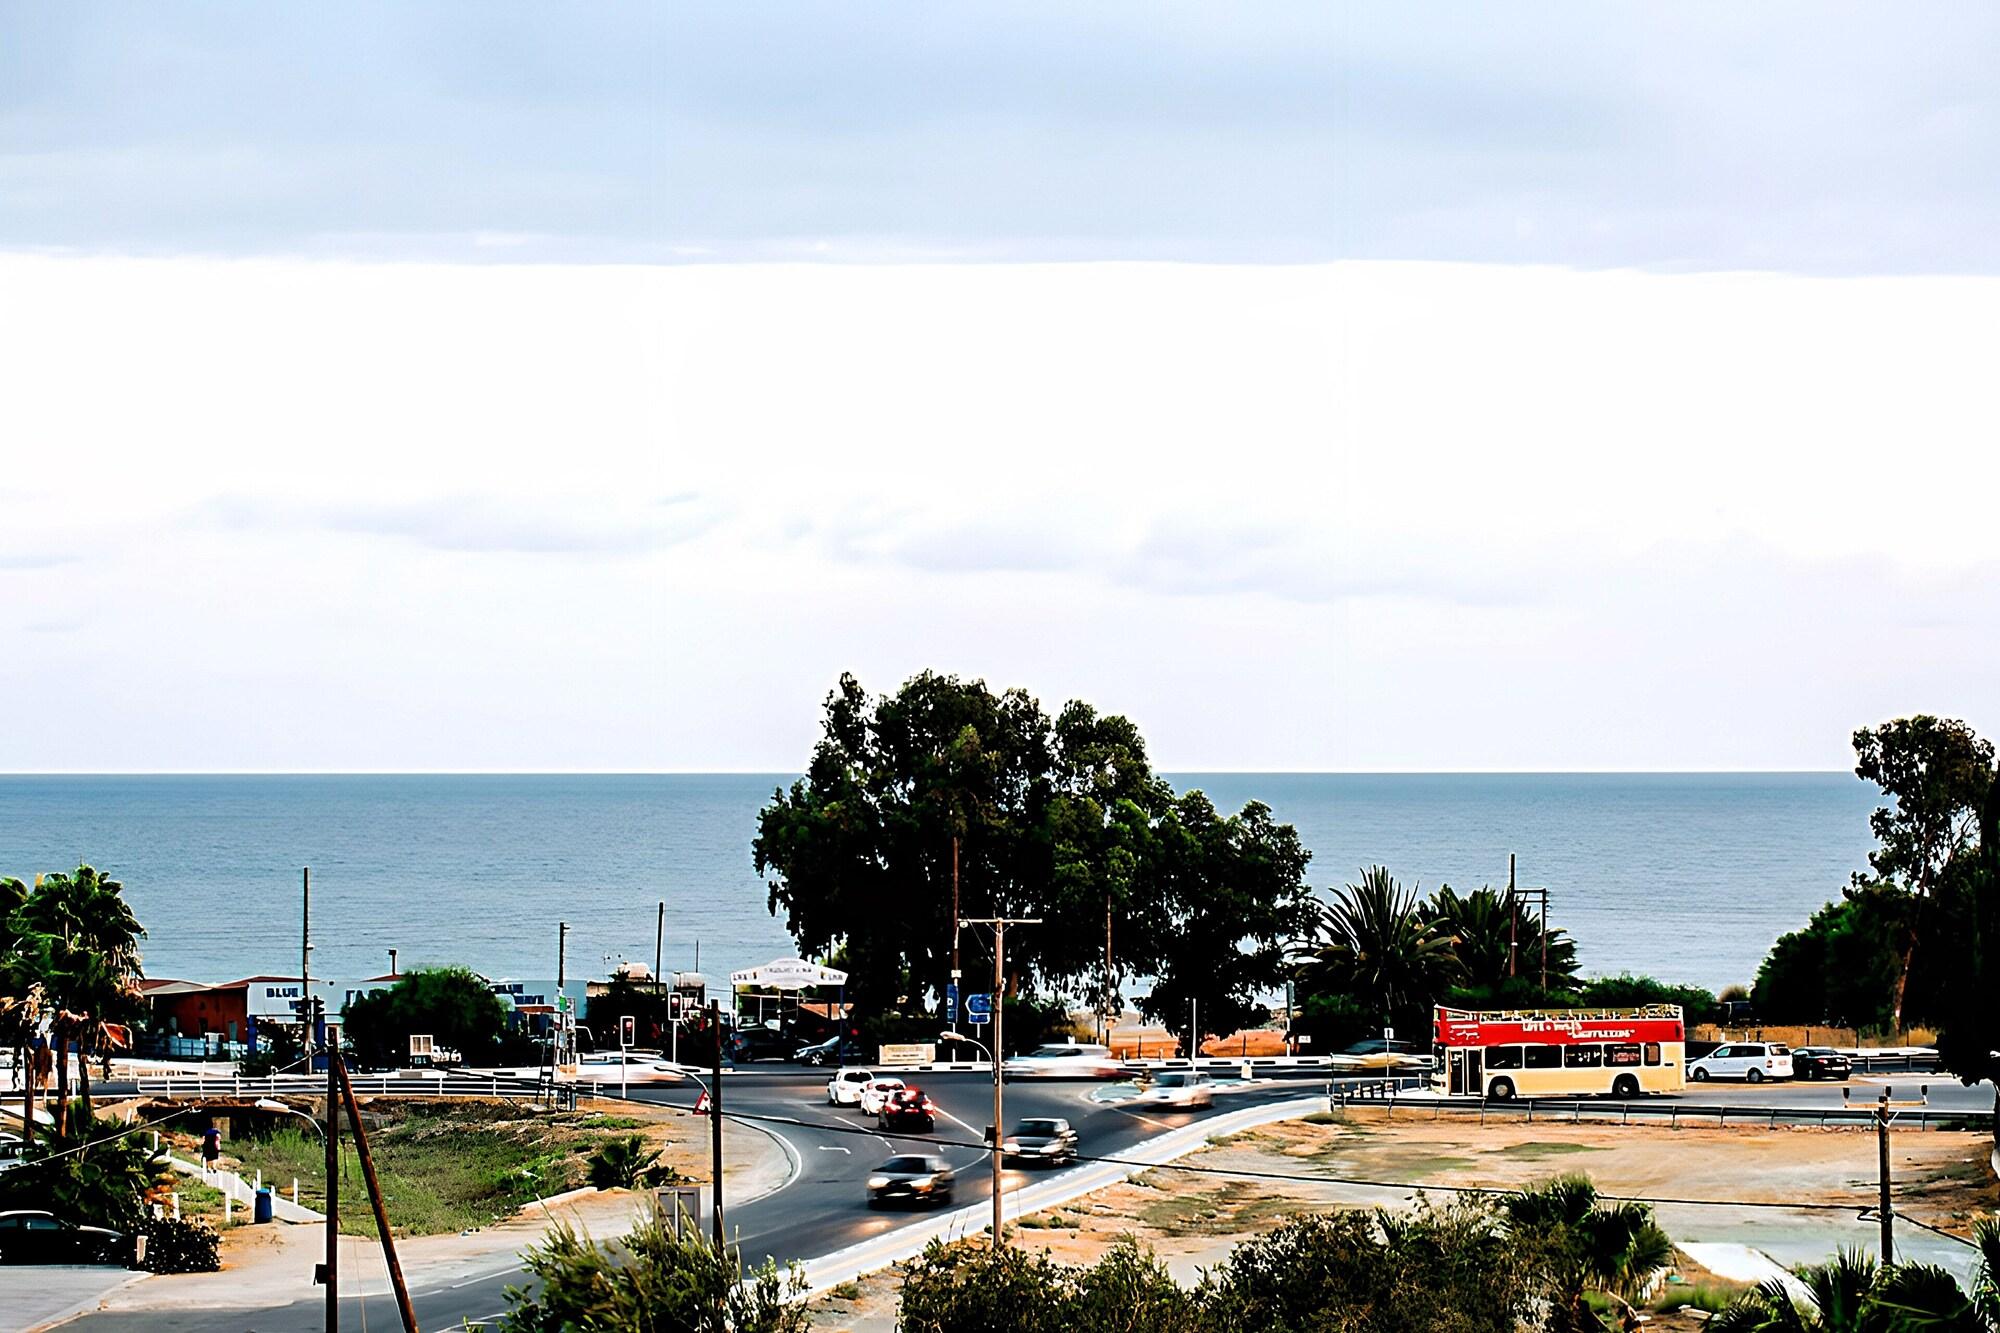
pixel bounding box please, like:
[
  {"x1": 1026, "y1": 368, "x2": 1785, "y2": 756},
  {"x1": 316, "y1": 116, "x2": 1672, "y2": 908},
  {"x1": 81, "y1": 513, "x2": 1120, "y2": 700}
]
[{"x1": 818, "y1": 1144, "x2": 851, "y2": 1153}]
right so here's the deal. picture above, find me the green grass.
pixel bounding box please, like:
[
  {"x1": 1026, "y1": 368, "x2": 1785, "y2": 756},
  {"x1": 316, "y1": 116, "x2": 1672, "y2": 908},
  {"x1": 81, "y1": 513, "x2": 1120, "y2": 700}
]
[
  {"x1": 1654, "y1": 1284, "x2": 1737, "y2": 1314},
  {"x1": 1497, "y1": 1141, "x2": 1606, "y2": 1161},
  {"x1": 169, "y1": 1176, "x2": 241, "y2": 1228},
  {"x1": 826, "y1": 1281, "x2": 863, "y2": 1302},
  {"x1": 226, "y1": 1103, "x2": 636, "y2": 1238}
]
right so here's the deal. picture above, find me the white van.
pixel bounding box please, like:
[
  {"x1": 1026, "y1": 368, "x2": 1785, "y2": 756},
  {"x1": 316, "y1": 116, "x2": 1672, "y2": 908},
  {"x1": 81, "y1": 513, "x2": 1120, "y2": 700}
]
[{"x1": 1686, "y1": 1042, "x2": 1793, "y2": 1083}]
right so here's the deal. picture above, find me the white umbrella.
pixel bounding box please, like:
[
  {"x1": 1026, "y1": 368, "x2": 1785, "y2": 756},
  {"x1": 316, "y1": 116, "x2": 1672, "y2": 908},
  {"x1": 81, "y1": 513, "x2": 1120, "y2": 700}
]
[{"x1": 728, "y1": 957, "x2": 849, "y2": 990}]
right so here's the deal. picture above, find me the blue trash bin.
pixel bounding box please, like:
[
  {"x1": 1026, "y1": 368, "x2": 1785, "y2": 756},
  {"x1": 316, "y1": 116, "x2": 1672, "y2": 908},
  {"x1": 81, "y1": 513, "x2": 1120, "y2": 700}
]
[{"x1": 254, "y1": 1188, "x2": 274, "y2": 1224}]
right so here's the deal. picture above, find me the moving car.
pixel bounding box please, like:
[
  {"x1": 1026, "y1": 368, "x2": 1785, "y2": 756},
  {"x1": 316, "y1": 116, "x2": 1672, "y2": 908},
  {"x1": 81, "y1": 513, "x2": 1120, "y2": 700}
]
[
  {"x1": 0, "y1": 1210, "x2": 129, "y2": 1266},
  {"x1": 725, "y1": 1027, "x2": 796, "y2": 1063},
  {"x1": 828, "y1": 1067, "x2": 877, "y2": 1105},
  {"x1": 1687, "y1": 1042, "x2": 1793, "y2": 1083},
  {"x1": 575, "y1": 1051, "x2": 686, "y2": 1084},
  {"x1": 866, "y1": 1154, "x2": 955, "y2": 1208},
  {"x1": 0, "y1": 1134, "x2": 22, "y2": 1175},
  {"x1": 1001, "y1": 1044, "x2": 1122, "y2": 1080},
  {"x1": 858, "y1": 1076, "x2": 908, "y2": 1116},
  {"x1": 794, "y1": 1035, "x2": 866, "y2": 1067},
  {"x1": 879, "y1": 1087, "x2": 937, "y2": 1132},
  {"x1": 1792, "y1": 1047, "x2": 1853, "y2": 1081},
  {"x1": 998, "y1": 1117, "x2": 1079, "y2": 1166},
  {"x1": 1138, "y1": 1071, "x2": 1214, "y2": 1109}
]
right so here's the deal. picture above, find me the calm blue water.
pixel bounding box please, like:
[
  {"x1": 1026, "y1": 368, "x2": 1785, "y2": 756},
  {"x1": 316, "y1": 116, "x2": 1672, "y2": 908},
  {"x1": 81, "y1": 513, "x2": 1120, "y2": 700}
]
[{"x1": 0, "y1": 774, "x2": 1880, "y2": 994}]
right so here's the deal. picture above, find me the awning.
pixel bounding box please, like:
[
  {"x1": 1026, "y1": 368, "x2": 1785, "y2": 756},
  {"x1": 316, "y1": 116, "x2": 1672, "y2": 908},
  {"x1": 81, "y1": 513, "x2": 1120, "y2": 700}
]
[{"x1": 728, "y1": 957, "x2": 849, "y2": 991}]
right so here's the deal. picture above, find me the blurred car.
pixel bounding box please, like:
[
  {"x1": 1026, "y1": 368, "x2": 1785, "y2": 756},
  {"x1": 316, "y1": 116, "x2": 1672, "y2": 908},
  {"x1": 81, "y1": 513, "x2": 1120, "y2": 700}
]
[
  {"x1": 858, "y1": 1076, "x2": 908, "y2": 1116},
  {"x1": 879, "y1": 1087, "x2": 937, "y2": 1132},
  {"x1": 998, "y1": 1117, "x2": 1079, "y2": 1166},
  {"x1": 1687, "y1": 1042, "x2": 1793, "y2": 1083},
  {"x1": 1001, "y1": 1044, "x2": 1122, "y2": 1080},
  {"x1": 866, "y1": 1154, "x2": 955, "y2": 1207},
  {"x1": 827, "y1": 1067, "x2": 876, "y2": 1106},
  {"x1": 1341, "y1": 1039, "x2": 1419, "y2": 1058},
  {"x1": 1791, "y1": 1047, "x2": 1852, "y2": 1081},
  {"x1": 1138, "y1": 1071, "x2": 1214, "y2": 1109},
  {"x1": 794, "y1": 1035, "x2": 867, "y2": 1067},
  {"x1": 0, "y1": 1210, "x2": 129, "y2": 1266},
  {"x1": 574, "y1": 1051, "x2": 686, "y2": 1084},
  {"x1": 725, "y1": 1027, "x2": 796, "y2": 1064},
  {"x1": 0, "y1": 1134, "x2": 22, "y2": 1175}
]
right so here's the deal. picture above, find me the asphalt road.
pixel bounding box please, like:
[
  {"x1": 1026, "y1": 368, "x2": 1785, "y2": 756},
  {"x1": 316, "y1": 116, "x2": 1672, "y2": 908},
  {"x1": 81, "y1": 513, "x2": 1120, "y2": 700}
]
[{"x1": 56, "y1": 1067, "x2": 1996, "y2": 1330}]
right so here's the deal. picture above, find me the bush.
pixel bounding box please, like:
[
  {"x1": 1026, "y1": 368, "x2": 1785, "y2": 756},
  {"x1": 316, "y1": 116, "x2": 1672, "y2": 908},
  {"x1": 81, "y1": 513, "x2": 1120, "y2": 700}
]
[
  {"x1": 585, "y1": 1135, "x2": 681, "y2": 1191},
  {"x1": 1576, "y1": 974, "x2": 1718, "y2": 1018},
  {"x1": 896, "y1": 1237, "x2": 1192, "y2": 1333},
  {"x1": 341, "y1": 966, "x2": 510, "y2": 1068},
  {"x1": 141, "y1": 1217, "x2": 221, "y2": 1273}
]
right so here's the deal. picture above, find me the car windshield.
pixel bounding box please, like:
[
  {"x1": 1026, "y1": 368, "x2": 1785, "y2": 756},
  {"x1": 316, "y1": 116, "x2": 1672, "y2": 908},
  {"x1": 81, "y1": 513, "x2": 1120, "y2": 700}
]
[
  {"x1": 1027, "y1": 1046, "x2": 1077, "y2": 1058},
  {"x1": 882, "y1": 1156, "x2": 932, "y2": 1173},
  {"x1": 1154, "y1": 1074, "x2": 1187, "y2": 1087},
  {"x1": 1017, "y1": 1120, "x2": 1062, "y2": 1135}
]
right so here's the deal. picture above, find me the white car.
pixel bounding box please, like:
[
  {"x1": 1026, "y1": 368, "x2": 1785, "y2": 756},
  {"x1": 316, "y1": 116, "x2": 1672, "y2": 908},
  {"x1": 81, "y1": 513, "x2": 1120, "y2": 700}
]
[
  {"x1": 858, "y1": 1077, "x2": 907, "y2": 1116},
  {"x1": 1687, "y1": 1042, "x2": 1793, "y2": 1084},
  {"x1": 1001, "y1": 1044, "x2": 1122, "y2": 1080},
  {"x1": 1138, "y1": 1071, "x2": 1213, "y2": 1108},
  {"x1": 828, "y1": 1067, "x2": 877, "y2": 1106},
  {"x1": 575, "y1": 1052, "x2": 686, "y2": 1084}
]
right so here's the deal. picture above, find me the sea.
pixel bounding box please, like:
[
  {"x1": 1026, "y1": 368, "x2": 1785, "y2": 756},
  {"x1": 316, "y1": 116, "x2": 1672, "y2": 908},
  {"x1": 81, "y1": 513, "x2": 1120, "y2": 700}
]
[{"x1": 0, "y1": 774, "x2": 1880, "y2": 996}]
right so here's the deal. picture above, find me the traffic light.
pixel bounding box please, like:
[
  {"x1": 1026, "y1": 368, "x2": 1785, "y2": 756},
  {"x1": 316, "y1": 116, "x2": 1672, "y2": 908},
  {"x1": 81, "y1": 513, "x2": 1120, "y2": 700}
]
[{"x1": 619, "y1": 1014, "x2": 636, "y2": 1048}]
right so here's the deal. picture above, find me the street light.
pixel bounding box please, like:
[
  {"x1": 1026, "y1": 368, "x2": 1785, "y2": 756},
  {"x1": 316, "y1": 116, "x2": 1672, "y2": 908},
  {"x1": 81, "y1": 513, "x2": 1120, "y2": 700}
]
[
  {"x1": 254, "y1": 1098, "x2": 326, "y2": 1144},
  {"x1": 939, "y1": 1030, "x2": 989, "y2": 1063}
]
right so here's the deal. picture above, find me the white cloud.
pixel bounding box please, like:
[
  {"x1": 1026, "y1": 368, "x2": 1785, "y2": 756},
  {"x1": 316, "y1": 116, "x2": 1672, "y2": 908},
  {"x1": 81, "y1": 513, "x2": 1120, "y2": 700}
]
[{"x1": 2, "y1": 253, "x2": 1996, "y2": 771}]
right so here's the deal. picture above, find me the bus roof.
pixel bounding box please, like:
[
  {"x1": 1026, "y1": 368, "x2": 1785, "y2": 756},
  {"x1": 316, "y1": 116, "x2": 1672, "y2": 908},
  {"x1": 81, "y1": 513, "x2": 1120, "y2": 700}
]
[{"x1": 1435, "y1": 1005, "x2": 1684, "y2": 1047}]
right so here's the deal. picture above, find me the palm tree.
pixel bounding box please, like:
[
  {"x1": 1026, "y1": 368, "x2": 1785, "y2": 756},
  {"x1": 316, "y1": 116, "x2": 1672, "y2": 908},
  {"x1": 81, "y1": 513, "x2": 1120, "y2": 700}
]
[
  {"x1": 1707, "y1": 1244, "x2": 2000, "y2": 1333},
  {"x1": 1295, "y1": 867, "x2": 1460, "y2": 1032},
  {"x1": 1501, "y1": 1175, "x2": 1674, "y2": 1332},
  {"x1": 12, "y1": 868, "x2": 146, "y2": 1131},
  {"x1": 1, "y1": 876, "x2": 43, "y2": 1147},
  {"x1": 1978, "y1": 1216, "x2": 2000, "y2": 1328},
  {"x1": 1425, "y1": 883, "x2": 1582, "y2": 998}
]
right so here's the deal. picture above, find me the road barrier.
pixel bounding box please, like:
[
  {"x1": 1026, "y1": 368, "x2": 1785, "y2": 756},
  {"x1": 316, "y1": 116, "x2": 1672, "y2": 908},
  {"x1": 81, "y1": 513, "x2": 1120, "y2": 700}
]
[
  {"x1": 1328, "y1": 1086, "x2": 1994, "y2": 1133},
  {"x1": 133, "y1": 1072, "x2": 550, "y2": 1100}
]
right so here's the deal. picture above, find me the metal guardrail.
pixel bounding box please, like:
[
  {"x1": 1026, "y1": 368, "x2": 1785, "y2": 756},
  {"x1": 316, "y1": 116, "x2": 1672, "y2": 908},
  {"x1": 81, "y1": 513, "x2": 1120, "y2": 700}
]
[
  {"x1": 132, "y1": 1073, "x2": 553, "y2": 1100},
  {"x1": 1328, "y1": 1087, "x2": 1994, "y2": 1132}
]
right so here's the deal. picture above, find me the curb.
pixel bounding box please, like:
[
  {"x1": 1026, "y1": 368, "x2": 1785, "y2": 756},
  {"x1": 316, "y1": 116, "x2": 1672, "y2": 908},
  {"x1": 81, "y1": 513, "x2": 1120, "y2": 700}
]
[
  {"x1": 27, "y1": 1271, "x2": 151, "y2": 1333},
  {"x1": 793, "y1": 1095, "x2": 1326, "y2": 1295}
]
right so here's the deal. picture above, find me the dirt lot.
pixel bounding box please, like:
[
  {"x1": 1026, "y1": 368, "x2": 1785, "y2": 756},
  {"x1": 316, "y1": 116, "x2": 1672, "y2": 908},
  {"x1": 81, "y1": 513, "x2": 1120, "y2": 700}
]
[{"x1": 809, "y1": 1108, "x2": 1998, "y2": 1332}]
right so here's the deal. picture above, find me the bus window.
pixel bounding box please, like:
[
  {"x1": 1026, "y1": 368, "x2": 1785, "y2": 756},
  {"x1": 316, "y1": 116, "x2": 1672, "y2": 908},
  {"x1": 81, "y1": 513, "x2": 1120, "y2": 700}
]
[
  {"x1": 1485, "y1": 1046, "x2": 1523, "y2": 1070},
  {"x1": 1643, "y1": 1043, "x2": 1662, "y2": 1066},
  {"x1": 1563, "y1": 1044, "x2": 1604, "y2": 1068},
  {"x1": 1607, "y1": 1044, "x2": 1642, "y2": 1066},
  {"x1": 1524, "y1": 1045, "x2": 1562, "y2": 1070}
]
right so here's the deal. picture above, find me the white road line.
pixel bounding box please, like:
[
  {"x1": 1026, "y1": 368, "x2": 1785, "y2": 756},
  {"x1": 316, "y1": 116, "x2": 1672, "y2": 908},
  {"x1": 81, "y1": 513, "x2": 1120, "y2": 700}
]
[{"x1": 817, "y1": 1144, "x2": 851, "y2": 1153}]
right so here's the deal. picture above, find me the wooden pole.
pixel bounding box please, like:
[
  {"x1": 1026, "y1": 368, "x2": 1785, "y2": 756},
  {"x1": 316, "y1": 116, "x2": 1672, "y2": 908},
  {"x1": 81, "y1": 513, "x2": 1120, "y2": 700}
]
[
  {"x1": 325, "y1": 1011, "x2": 339, "y2": 1333},
  {"x1": 335, "y1": 1055, "x2": 419, "y2": 1332},
  {"x1": 709, "y1": 1000, "x2": 725, "y2": 1248}
]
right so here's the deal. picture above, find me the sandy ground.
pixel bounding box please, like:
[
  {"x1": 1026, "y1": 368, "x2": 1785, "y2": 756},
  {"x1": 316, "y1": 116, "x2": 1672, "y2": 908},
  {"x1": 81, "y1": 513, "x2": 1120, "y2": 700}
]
[
  {"x1": 809, "y1": 1108, "x2": 1999, "y2": 1333},
  {"x1": 85, "y1": 1095, "x2": 793, "y2": 1318}
]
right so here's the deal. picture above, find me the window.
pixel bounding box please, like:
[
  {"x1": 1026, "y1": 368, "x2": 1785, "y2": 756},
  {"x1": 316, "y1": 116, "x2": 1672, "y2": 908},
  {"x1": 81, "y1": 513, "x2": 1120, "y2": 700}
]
[
  {"x1": 1710, "y1": 1046, "x2": 1736, "y2": 1058},
  {"x1": 1524, "y1": 1045, "x2": 1562, "y2": 1069},
  {"x1": 1564, "y1": 1044, "x2": 1604, "y2": 1068},
  {"x1": 1607, "y1": 1044, "x2": 1642, "y2": 1066},
  {"x1": 1643, "y1": 1043, "x2": 1662, "y2": 1066},
  {"x1": 1485, "y1": 1045, "x2": 1523, "y2": 1070}
]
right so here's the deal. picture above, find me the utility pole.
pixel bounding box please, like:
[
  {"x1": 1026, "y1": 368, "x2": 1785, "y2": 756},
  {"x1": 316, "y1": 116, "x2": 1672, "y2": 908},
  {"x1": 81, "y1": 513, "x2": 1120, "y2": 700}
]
[
  {"x1": 1850, "y1": 1083, "x2": 1929, "y2": 1264},
  {"x1": 301, "y1": 867, "x2": 312, "y2": 1057},
  {"x1": 1507, "y1": 853, "x2": 1517, "y2": 979},
  {"x1": 949, "y1": 836, "x2": 962, "y2": 1052},
  {"x1": 1539, "y1": 885, "x2": 1549, "y2": 999},
  {"x1": 655, "y1": 900, "x2": 665, "y2": 1003},
  {"x1": 1103, "y1": 894, "x2": 1114, "y2": 1046},
  {"x1": 708, "y1": 999, "x2": 725, "y2": 1249},
  {"x1": 334, "y1": 1054, "x2": 419, "y2": 1333},
  {"x1": 1190, "y1": 997, "x2": 1199, "y2": 1062},
  {"x1": 960, "y1": 916, "x2": 1039, "y2": 1251},
  {"x1": 387, "y1": 948, "x2": 397, "y2": 979},
  {"x1": 322, "y1": 998, "x2": 338, "y2": 1333}
]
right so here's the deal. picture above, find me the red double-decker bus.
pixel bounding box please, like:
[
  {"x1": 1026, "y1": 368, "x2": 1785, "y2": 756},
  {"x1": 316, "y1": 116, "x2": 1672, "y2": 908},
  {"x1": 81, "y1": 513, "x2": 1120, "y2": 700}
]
[{"x1": 1433, "y1": 1005, "x2": 1685, "y2": 1100}]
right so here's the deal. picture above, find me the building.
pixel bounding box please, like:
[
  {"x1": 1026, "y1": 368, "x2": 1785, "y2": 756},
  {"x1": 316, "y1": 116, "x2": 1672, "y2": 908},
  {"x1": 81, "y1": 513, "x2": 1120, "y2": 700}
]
[{"x1": 139, "y1": 974, "x2": 342, "y2": 1055}]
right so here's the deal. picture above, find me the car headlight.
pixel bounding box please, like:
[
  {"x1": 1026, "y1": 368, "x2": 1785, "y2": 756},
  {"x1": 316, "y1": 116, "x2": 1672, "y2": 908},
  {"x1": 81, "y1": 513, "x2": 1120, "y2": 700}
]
[
  {"x1": 867, "y1": 1176, "x2": 890, "y2": 1189},
  {"x1": 1002, "y1": 1140, "x2": 1021, "y2": 1152}
]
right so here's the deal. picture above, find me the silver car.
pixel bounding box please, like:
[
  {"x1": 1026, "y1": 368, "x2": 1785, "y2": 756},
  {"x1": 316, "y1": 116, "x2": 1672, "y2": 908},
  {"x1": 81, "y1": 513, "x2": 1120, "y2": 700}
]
[
  {"x1": 999, "y1": 1117, "x2": 1079, "y2": 1166},
  {"x1": 866, "y1": 1154, "x2": 955, "y2": 1207}
]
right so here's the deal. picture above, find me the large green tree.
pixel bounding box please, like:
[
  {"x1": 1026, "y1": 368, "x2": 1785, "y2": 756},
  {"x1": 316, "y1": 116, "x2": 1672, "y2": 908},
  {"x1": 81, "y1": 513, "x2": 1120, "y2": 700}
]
[
  {"x1": 8, "y1": 867, "x2": 147, "y2": 1131},
  {"x1": 342, "y1": 966, "x2": 509, "y2": 1068},
  {"x1": 753, "y1": 672, "x2": 1313, "y2": 1030}
]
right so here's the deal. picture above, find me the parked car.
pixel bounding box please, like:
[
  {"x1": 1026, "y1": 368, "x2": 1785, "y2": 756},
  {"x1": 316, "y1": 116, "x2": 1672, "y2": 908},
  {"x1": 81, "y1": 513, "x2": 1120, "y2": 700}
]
[
  {"x1": 725, "y1": 1027, "x2": 795, "y2": 1063},
  {"x1": 858, "y1": 1076, "x2": 908, "y2": 1117},
  {"x1": 1001, "y1": 1044, "x2": 1122, "y2": 1080},
  {"x1": 1687, "y1": 1042, "x2": 1794, "y2": 1083},
  {"x1": 827, "y1": 1067, "x2": 876, "y2": 1106},
  {"x1": 998, "y1": 1117, "x2": 1079, "y2": 1166},
  {"x1": 794, "y1": 1035, "x2": 866, "y2": 1067},
  {"x1": 0, "y1": 1210, "x2": 129, "y2": 1266},
  {"x1": 1138, "y1": 1071, "x2": 1214, "y2": 1109},
  {"x1": 866, "y1": 1154, "x2": 955, "y2": 1207},
  {"x1": 1792, "y1": 1047, "x2": 1853, "y2": 1081},
  {"x1": 879, "y1": 1087, "x2": 937, "y2": 1133},
  {"x1": 0, "y1": 1134, "x2": 22, "y2": 1175}
]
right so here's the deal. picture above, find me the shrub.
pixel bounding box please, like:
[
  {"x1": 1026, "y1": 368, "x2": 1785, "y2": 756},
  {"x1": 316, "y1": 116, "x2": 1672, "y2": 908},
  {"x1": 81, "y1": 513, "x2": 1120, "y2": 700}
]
[
  {"x1": 142, "y1": 1217, "x2": 221, "y2": 1273},
  {"x1": 586, "y1": 1134, "x2": 681, "y2": 1191},
  {"x1": 1576, "y1": 974, "x2": 1718, "y2": 1019}
]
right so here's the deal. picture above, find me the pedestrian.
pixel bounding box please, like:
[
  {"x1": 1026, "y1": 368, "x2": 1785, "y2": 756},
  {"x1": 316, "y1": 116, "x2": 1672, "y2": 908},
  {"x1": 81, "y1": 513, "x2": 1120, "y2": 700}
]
[{"x1": 200, "y1": 1124, "x2": 222, "y2": 1173}]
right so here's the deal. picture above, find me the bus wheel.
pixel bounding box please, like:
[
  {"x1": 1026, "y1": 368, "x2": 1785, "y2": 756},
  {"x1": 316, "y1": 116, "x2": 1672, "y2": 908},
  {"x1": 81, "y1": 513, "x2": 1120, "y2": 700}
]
[
  {"x1": 1487, "y1": 1077, "x2": 1515, "y2": 1101},
  {"x1": 1612, "y1": 1074, "x2": 1639, "y2": 1099}
]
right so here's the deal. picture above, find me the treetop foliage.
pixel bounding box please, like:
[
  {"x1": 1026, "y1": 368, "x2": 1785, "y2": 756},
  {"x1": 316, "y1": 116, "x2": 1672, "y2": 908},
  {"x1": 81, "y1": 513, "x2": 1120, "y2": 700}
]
[{"x1": 342, "y1": 965, "x2": 509, "y2": 1067}]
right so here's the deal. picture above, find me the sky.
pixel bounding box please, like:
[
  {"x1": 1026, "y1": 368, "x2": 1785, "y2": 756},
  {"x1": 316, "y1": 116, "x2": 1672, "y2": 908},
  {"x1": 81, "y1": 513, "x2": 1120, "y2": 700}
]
[{"x1": 3, "y1": 4, "x2": 1998, "y2": 772}]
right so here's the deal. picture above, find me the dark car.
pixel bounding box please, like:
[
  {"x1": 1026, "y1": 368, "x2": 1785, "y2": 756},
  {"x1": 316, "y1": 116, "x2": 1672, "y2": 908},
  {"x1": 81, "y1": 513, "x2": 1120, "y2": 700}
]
[
  {"x1": 866, "y1": 1154, "x2": 955, "y2": 1207},
  {"x1": 1342, "y1": 1038, "x2": 1420, "y2": 1057},
  {"x1": 793, "y1": 1035, "x2": 867, "y2": 1067},
  {"x1": 0, "y1": 1210, "x2": 130, "y2": 1266},
  {"x1": 725, "y1": 1027, "x2": 795, "y2": 1063},
  {"x1": 1792, "y1": 1047, "x2": 1852, "y2": 1081},
  {"x1": 879, "y1": 1087, "x2": 937, "y2": 1133},
  {"x1": 996, "y1": 1117, "x2": 1079, "y2": 1167}
]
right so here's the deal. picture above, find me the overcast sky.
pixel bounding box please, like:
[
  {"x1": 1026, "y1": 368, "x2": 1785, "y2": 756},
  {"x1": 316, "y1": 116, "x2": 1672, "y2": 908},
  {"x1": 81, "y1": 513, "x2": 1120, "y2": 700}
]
[{"x1": 4, "y1": 5, "x2": 1997, "y2": 771}]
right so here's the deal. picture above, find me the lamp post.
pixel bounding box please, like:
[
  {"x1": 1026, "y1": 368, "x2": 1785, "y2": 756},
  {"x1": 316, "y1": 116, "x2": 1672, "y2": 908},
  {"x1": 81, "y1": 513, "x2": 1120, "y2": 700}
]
[{"x1": 958, "y1": 916, "x2": 1038, "y2": 1250}]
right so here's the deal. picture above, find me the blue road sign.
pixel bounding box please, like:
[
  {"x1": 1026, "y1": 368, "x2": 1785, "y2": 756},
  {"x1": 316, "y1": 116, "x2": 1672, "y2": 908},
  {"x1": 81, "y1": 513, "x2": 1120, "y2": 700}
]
[
  {"x1": 945, "y1": 982, "x2": 960, "y2": 1023},
  {"x1": 966, "y1": 992, "x2": 992, "y2": 1025}
]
